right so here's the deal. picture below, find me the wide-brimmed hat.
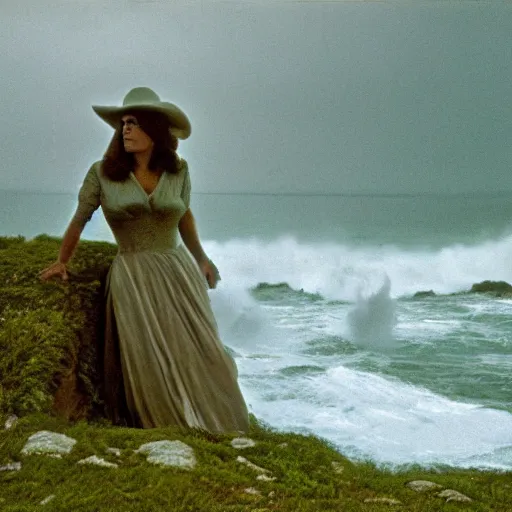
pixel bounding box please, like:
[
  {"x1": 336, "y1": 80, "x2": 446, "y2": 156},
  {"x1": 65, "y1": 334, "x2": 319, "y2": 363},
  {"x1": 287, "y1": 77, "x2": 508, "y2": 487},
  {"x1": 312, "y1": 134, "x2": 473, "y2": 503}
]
[{"x1": 92, "y1": 86, "x2": 191, "y2": 139}]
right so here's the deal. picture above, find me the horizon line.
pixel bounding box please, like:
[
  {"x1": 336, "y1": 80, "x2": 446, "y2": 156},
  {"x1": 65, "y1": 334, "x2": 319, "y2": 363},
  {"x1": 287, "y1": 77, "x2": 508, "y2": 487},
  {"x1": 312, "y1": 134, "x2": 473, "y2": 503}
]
[{"x1": 2, "y1": 188, "x2": 512, "y2": 198}]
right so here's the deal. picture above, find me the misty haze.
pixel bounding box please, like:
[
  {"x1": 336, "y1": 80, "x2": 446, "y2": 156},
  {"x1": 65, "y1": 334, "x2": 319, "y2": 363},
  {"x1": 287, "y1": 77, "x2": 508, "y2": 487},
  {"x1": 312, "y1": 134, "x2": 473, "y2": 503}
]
[{"x1": 2, "y1": 0, "x2": 512, "y2": 482}]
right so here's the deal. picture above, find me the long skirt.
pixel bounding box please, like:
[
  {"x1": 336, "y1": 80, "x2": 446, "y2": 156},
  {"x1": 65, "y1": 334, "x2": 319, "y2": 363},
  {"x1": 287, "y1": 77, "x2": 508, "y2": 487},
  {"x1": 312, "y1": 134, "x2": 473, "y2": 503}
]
[{"x1": 101, "y1": 245, "x2": 249, "y2": 432}]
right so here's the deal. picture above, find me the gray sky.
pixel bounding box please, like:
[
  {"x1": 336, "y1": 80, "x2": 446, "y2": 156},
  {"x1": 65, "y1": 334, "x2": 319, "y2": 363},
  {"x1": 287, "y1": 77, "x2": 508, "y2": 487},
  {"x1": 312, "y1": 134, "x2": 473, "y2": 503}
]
[{"x1": 0, "y1": 0, "x2": 511, "y2": 194}]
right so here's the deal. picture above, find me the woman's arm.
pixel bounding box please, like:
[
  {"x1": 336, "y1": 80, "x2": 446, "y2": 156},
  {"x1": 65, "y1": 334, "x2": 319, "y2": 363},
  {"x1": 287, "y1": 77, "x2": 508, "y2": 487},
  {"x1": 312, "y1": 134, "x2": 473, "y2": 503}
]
[
  {"x1": 179, "y1": 208, "x2": 220, "y2": 288},
  {"x1": 58, "y1": 220, "x2": 83, "y2": 264},
  {"x1": 39, "y1": 162, "x2": 101, "y2": 281},
  {"x1": 178, "y1": 208, "x2": 208, "y2": 264},
  {"x1": 39, "y1": 220, "x2": 83, "y2": 281}
]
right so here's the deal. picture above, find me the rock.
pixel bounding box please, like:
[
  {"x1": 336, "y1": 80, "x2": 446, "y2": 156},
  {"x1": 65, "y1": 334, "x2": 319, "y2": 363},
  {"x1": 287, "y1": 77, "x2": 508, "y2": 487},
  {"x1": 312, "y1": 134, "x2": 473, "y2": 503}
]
[
  {"x1": 237, "y1": 456, "x2": 271, "y2": 474},
  {"x1": 231, "y1": 437, "x2": 257, "y2": 449},
  {"x1": 106, "y1": 447, "x2": 121, "y2": 457},
  {"x1": 40, "y1": 495, "x2": 56, "y2": 505},
  {"x1": 21, "y1": 431, "x2": 77, "y2": 456},
  {"x1": 278, "y1": 443, "x2": 288, "y2": 449},
  {"x1": 136, "y1": 440, "x2": 196, "y2": 470},
  {"x1": 331, "y1": 461, "x2": 344, "y2": 474},
  {"x1": 364, "y1": 498, "x2": 402, "y2": 505},
  {"x1": 437, "y1": 489, "x2": 472, "y2": 503},
  {"x1": 4, "y1": 414, "x2": 18, "y2": 430},
  {"x1": 77, "y1": 455, "x2": 118, "y2": 468},
  {"x1": 470, "y1": 280, "x2": 512, "y2": 296},
  {"x1": 256, "y1": 474, "x2": 277, "y2": 482},
  {"x1": 406, "y1": 480, "x2": 443, "y2": 492},
  {"x1": 0, "y1": 462, "x2": 22, "y2": 472},
  {"x1": 413, "y1": 290, "x2": 436, "y2": 298},
  {"x1": 244, "y1": 487, "x2": 261, "y2": 495}
]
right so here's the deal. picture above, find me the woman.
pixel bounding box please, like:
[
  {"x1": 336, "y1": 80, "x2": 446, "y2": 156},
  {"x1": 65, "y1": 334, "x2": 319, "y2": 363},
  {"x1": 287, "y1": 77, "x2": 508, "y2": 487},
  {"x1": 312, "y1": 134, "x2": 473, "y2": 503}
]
[{"x1": 39, "y1": 87, "x2": 249, "y2": 433}]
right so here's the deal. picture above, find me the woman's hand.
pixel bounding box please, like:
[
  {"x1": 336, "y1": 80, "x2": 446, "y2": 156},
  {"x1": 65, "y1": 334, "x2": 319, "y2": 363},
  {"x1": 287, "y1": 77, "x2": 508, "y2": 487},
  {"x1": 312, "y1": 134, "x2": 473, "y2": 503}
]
[
  {"x1": 198, "y1": 258, "x2": 221, "y2": 289},
  {"x1": 38, "y1": 261, "x2": 69, "y2": 282}
]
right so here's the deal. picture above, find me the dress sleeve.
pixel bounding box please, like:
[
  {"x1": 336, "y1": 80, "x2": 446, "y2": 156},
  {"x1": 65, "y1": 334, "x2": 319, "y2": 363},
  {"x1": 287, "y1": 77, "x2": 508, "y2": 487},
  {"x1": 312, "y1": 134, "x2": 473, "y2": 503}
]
[
  {"x1": 180, "y1": 158, "x2": 191, "y2": 209},
  {"x1": 71, "y1": 162, "x2": 101, "y2": 229}
]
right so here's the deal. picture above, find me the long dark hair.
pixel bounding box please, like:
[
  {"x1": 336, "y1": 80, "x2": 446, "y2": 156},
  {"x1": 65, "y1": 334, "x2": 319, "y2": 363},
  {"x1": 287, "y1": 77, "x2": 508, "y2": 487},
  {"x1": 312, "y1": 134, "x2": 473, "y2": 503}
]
[{"x1": 101, "y1": 109, "x2": 180, "y2": 181}]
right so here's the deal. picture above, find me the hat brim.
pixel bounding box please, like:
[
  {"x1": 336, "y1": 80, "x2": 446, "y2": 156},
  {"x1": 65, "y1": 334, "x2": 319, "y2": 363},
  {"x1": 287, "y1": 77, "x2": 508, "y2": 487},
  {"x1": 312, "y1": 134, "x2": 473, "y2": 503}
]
[{"x1": 92, "y1": 102, "x2": 191, "y2": 140}]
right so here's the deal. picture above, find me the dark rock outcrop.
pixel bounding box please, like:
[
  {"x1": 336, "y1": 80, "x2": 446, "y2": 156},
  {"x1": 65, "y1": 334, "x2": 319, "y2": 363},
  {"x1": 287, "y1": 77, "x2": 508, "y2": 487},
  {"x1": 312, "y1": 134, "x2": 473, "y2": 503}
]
[{"x1": 469, "y1": 280, "x2": 512, "y2": 297}]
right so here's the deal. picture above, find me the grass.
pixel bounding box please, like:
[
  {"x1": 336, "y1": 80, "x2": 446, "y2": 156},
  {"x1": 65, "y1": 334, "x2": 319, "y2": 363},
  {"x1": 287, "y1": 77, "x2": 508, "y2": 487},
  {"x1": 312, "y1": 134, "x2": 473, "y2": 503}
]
[
  {"x1": 0, "y1": 235, "x2": 117, "y2": 419},
  {"x1": 1, "y1": 414, "x2": 512, "y2": 511},
  {"x1": 1, "y1": 235, "x2": 512, "y2": 511}
]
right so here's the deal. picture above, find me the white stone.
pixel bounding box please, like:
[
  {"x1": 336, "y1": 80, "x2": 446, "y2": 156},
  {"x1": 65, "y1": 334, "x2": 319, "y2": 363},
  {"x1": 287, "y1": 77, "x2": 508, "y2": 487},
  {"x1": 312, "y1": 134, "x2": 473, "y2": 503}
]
[
  {"x1": 244, "y1": 487, "x2": 261, "y2": 495},
  {"x1": 438, "y1": 489, "x2": 473, "y2": 503},
  {"x1": 4, "y1": 415, "x2": 18, "y2": 430},
  {"x1": 331, "y1": 461, "x2": 344, "y2": 474},
  {"x1": 21, "y1": 431, "x2": 76, "y2": 456},
  {"x1": 406, "y1": 480, "x2": 443, "y2": 492},
  {"x1": 257, "y1": 474, "x2": 277, "y2": 482},
  {"x1": 237, "y1": 456, "x2": 271, "y2": 475},
  {"x1": 106, "y1": 447, "x2": 122, "y2": 457},
  {"x1": 231, "y1": 437, "x2": 257, "y2": 449},
  {"x1": 364, "y1": 498, "x2": 402, "y2": 505},
  {"x1": 40, "y1": 495, "x2": 56, "y2": 505},
  {"x1": 77, "y1": 456, "x2": 118, "y2": 468},
  {"x1": 0, "y1": 462, "x2": 22, "y2": 472},
  {"x1": 136, "y1": 440, "x2": 196, "y2": 469},
  {"x1": 278, "y1": 443, "x2": 288, "y2": 448}
]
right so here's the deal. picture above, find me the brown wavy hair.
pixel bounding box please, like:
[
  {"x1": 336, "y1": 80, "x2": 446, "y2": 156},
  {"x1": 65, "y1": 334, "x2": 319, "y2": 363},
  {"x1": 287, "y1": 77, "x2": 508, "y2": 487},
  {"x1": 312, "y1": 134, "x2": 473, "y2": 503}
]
[{"x1": 101, "y1": 109, "x2": 180, "y2": 181}]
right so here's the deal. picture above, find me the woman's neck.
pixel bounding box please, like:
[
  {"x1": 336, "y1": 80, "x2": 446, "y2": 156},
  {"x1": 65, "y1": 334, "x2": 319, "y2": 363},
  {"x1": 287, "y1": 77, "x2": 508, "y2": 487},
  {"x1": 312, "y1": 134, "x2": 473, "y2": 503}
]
[{"x1": 134, "y1": 150, "x2": 152, "y2": 172}]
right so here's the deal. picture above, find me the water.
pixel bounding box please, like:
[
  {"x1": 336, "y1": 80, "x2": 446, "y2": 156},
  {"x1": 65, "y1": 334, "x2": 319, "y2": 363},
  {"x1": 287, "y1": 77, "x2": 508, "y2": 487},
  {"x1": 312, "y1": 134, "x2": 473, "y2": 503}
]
[{"x1": 2, "y1": 188, "x2": 512, "y2": 470}]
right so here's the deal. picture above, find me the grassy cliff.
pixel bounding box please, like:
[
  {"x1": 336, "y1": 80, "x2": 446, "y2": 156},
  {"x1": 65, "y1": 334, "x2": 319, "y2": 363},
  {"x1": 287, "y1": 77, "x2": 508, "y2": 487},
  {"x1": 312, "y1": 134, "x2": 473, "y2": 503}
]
[
  {"x1": 1, "y1": 236, "x2": 511, "y2": 511},
  {"x1": 0, "y1": 235, "x2": 117, "y2": 419}
]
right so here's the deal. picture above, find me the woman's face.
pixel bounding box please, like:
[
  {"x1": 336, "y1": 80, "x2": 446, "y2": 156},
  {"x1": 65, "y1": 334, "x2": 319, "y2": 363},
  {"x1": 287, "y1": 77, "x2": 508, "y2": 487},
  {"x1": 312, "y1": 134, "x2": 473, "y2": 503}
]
[{"x1": 121, "y1": 114, "x2": 154, "y2": 154}]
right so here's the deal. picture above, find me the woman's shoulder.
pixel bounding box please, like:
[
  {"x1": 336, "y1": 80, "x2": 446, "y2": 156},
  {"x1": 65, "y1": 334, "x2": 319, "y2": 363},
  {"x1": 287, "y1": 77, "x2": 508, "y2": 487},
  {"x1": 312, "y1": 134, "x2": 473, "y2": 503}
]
[
  {"x1": 85, "y1": 160, "x2": 103, "y2": 177},
  {"x1": 177, "y1": 155, "x2": 188, "y2": 172}
]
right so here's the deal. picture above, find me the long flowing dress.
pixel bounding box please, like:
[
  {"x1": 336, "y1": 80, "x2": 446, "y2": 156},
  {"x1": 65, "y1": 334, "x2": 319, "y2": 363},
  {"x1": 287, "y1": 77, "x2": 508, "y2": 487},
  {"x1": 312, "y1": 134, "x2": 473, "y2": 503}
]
[{"x1": 71, "y1": 158, "x2": 250, "y2": 432}]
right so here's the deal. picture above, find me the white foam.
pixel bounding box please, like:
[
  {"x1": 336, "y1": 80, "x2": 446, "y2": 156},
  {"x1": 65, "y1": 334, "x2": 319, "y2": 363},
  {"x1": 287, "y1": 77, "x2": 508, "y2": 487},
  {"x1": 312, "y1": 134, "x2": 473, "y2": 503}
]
[
  {"x1": 83, "y1": 215, "x2": 512, "y2": 301},
  {"x1": 209, "y1": 286, "x2": 278, "y2": 352},
  {"x1": 242, "y1": 363, "x2": 512, "y2": 469},
  {"x1": 199, "y1": 234, "x2": 512, "y2": 300},
  {"x1": 81, "y1": 222, "x2": 512, "y2": 469},
  {"x1": 346, "y1": 275, "x2": 398, "y2": 349}
]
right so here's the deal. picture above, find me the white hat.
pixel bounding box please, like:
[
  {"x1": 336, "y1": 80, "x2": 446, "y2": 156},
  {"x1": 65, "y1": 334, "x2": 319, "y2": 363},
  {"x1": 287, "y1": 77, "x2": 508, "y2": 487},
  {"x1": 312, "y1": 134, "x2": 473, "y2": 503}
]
[{"x1": 92, "y1": 86, "x2": 191, "y2": 139}]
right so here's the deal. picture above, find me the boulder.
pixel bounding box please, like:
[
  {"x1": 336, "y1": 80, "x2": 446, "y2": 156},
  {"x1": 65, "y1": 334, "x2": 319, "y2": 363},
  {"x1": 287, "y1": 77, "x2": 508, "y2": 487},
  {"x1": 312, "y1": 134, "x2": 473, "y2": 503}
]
[
  {"x1": 413, "y1": 290, "x2": 436, "y2": 298},
  {"x1": 406, "y1": 480, "x2": 443, "y2": 492},
  {"x1": 77, "y1": 455, "x2": 118, "y2": 468},
  {"x1": 0, "y1": 462, "x2": 22, "y2": 472},
  {"x1": 469, "y1": 280, "x2": 512, "y2": 297},
  {"x1": 21, "y1": 431, "x2": 77, "y2": 456},
  {"x1": 231, "y1": 437, "x2": 257, "y2": 449},
  {"x1": 135, "y1": 440, "x2": 196, "y2": 469},
  {"x1": 437, "y1": 489, "x2": 472, "y2": 503}
]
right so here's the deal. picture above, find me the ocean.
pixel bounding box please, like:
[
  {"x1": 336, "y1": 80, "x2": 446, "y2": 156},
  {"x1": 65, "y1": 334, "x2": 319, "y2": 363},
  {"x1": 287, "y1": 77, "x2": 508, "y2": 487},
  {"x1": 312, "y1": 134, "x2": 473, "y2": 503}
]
[{"x1": 2, "y1": 188, "x2": 512, "y2": 471}]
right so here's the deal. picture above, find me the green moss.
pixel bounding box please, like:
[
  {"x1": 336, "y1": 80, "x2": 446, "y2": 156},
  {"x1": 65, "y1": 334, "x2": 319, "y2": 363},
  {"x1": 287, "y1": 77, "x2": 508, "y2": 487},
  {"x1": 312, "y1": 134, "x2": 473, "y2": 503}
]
[
  {"x1": 0, "y1": 235, "x2": 117, "y2": 419},
  {"x1": 0, "y1": 308, "x2": 75, "y2": 415},
  {"x1": 0, "y1": 414, "x2": 512, "y2": 511}
]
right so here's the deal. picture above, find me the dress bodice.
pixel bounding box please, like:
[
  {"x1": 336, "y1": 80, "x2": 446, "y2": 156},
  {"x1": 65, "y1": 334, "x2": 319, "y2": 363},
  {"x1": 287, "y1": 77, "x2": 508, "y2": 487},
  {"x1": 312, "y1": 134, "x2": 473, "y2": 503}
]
[{"x1": 72, "y1": 159, "x2": 191, "y2": 253}]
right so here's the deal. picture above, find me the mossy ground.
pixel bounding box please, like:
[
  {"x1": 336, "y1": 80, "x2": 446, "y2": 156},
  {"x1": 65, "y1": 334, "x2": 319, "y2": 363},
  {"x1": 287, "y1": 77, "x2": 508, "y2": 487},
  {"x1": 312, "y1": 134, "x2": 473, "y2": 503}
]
[
  {"x1": 1, "y1": 413, "x2": 512, "y2": 511},
  {"x1": 1, "y1": 236, "x2": 511, "y2": 511},
  {"x1": 0, "y1": 235, "x2": 117, "y2": 419}
]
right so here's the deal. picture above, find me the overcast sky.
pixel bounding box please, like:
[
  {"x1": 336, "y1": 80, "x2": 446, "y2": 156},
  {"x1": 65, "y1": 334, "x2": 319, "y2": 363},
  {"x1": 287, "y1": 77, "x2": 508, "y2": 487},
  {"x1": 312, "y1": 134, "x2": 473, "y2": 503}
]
[{"x1": 0, "y1": 0, "x2": 511, "y2": 194}]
